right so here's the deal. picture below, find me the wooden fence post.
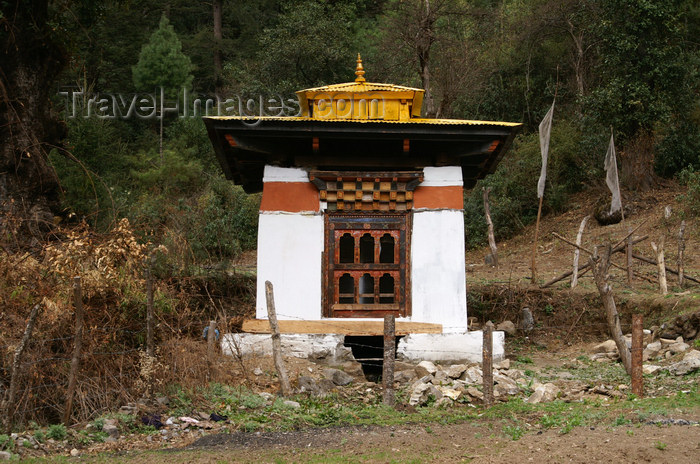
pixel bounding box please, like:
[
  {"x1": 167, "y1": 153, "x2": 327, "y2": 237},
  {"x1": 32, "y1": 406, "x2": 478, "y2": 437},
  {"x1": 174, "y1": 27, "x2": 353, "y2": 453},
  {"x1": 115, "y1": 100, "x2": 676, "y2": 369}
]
[
  {"x1": 1, "y1": 303, "x2": 41, "y2": 433},
  {"x1": 146, "y1": 264, "x2": 155, "y2": 358},
  {"x1": 678, "y1": 221, "x2": 686, "y2": 288},
  {"x1": 265, "y1": 281, "x2": 291, "y2": 397},
  {"x1": 383, "y1": 314, "x2": 396, "y2": 406},
  {"x1": 63, "y1": 276, "x2": 84, "y2": 424},
  {"x1": 482, "y1": 321, "x2": 494, "y2": 407},
  {"x1": 631, "y1": 314, "x2": 644, "y2": 398},
  {"x1": 483, "y1": 187, "x2": 498, "y2": 267}
]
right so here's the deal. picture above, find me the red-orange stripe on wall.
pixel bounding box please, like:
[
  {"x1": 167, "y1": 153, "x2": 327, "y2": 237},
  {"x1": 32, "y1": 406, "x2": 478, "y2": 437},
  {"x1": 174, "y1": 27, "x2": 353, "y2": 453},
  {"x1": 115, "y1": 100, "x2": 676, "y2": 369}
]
[
  {"x1": 260, "y1": 182, "x2": 320, "y2": 212},
  {"x1": 413, "y1": 185, "x2": 463, "y2": 210}
]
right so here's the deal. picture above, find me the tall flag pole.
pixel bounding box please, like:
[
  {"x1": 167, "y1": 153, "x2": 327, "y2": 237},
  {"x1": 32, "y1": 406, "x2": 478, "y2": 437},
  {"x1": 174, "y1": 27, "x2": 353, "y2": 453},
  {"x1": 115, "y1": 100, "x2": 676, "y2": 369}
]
[
  {"x1": 604, "y1": 128, "x2": 624, "y2": 221},
  {"x1": 530, "y1": 99, "x2": 555, "y2": 284}
]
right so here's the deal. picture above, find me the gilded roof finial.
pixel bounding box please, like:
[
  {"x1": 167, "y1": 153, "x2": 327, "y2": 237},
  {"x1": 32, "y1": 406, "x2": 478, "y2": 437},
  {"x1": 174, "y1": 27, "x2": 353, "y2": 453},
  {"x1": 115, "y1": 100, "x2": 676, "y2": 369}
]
[{"x1": 355, "y1": 53, "x2": 366, "y2": 83}]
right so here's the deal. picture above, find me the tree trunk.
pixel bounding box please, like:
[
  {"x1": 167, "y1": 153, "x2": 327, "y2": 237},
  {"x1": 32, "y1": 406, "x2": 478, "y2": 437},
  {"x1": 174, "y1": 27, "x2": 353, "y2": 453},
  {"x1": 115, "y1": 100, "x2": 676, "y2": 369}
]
[
  {"x1": 212, "y1": 0, "x2": 223, "y2": 94},
  {"x1": 590, "y1": 244, "x2": 632, "y2": 375},
  {"x1": 0, "y1": 1, "x2": 66, "y2": 249},
  {"x1": 651, "y1": 237, "x2": 667, "y2": 295}
]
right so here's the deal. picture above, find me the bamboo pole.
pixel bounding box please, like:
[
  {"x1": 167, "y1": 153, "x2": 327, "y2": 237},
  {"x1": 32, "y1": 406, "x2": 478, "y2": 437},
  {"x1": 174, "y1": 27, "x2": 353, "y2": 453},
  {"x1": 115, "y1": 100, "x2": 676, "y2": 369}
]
[
  {"x1": 571, "y1": 215, "x2": 590, "y2": 288},
  {"x1": 631, "y1": 314, "x2": 643, "y2": 397},
  {"x1": 651, "y1": 237, "x2": 668, "y2": 295},
  {"x1": 530, "y1": 196, "x2": 544, "y2": 284},
  {"x1": 483, "y1": 187, "x2": 498, "y2": 267}
]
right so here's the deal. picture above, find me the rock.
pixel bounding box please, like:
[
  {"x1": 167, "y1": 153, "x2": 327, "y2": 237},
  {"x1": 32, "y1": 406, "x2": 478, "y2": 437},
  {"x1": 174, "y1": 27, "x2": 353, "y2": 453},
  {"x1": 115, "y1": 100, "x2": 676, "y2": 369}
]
[
  {"x1": 643, "y1": 341, "x2": 662, "y2": 361},
  {"x1": 70, "y1": 448, "x2": 80, "y2": 457},
  {"x1": 521, "y1": 308, "x2": 534, "y2": 333},
  {"x1": 434, "y1": 397, "x2": 454, "y2": 408},
  {"x1": 433, "y1": 369, "x2": 450, "y2": 385},
  {"x1": 669, "y1": 342, "x2": 690, "y2": 355},
  {"x1": 253, "y1": 367, "x2": 264, "y2": 376},
  {"x1": 526, "y1": 383, "x2": 559, "y2": 404},
  {"x1": 0, "y1": 452, "x2": 11, "y2": 460},
  {"x1": 394, "y1": 370, "x2": 416, "y2": 384},
  {"x1": 317, "y1": 378, "x2": 336, "y2": 395},
  {"x1": 484, "y1": 253, "x2": 496, "y2": 267},
  {"x1": 259, "y1": 392, "x2": 275, "y2": 401},
  {"x1": 436, "y1": 386, "x2": 461, "y2": 401},
  {"x1": 593, "y1": 340, "x2": 617, "y2": 354},
  {"x1": 466, "y1": 386, "x2": 483, "y2": 400},
  {"x1": 504, "y1": 368, "x2": 524, "y2": 380},
  {"x1": 119, "y1": 403, "x2": 138, "y2": 415},
  {"x1": 496, "y1": 321, "x2": 516, "y2": 336},
  {"x1": 103, "y1": 424, "x2": 119, "y2": 439},
  {"x1": 297, "y1": 375, "x2": 318, "y2": 394},
  {"x1": 494, "y1": 359, "x2": 511, "y2": 370},
  {"x1": 460, "y1": 366, "x2": 483, "y2": 385},
  {"x1": 103, "y1": 418, "x2": 118, "y2": 427},
  {"x1": 156, "y1": 396, "x2": 170, "y2": 406},
  {"x1": 415, "y1": 361, "x2": 437, "y2": 377},
  {"x1": 668, "y1": 350, "x2": 700, "y2": 376},
  {"x1": 283, "y1": 400, "x2": 300, "y2": 409},
  {"x1": 446, "y1": 364, "x2": 468, "y2": 379},
  {"x1": 323, "y1": 368, "x2": 354, "y2": 386},
  {"x1": 659, "y1": 337, "x2": 676, "y2": 346},
  {"x1": 643, "y1": 364, "x2": 662, "y2": 375},
  {"x1": 408, "y1": 383, "x2": 431, "y2": 406},
  {"x1": 493, "y1": 373, "x2": 519, "y2": 396}
]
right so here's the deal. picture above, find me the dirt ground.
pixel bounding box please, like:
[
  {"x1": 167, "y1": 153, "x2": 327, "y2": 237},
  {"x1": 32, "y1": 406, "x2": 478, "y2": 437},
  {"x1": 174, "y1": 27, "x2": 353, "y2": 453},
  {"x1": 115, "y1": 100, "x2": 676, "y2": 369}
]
[{"x1": 83, "y1": 419, "x2": 700, "y2": 463}]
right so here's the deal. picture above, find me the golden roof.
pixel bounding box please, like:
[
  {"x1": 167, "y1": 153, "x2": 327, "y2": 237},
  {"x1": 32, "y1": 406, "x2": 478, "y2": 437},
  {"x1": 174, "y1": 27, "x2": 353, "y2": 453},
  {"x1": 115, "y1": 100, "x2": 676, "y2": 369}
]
[{"x1": 296, "y1": 54, "x2": 426, "y2": 120}]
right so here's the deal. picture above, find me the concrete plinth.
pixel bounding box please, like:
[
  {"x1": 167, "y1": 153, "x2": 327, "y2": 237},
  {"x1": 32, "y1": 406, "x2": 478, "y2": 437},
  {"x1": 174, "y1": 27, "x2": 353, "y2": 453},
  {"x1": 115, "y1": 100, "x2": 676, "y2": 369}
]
[{"x1": 222, "y1": 331, "x2": 504, "y2": 364}]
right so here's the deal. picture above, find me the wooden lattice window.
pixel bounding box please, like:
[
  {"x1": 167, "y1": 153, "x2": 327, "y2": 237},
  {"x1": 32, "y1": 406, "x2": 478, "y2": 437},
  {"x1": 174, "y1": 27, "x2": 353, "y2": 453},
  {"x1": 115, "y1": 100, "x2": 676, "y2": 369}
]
[{"x1": 323, "y1": 213, "x2": 410, "y2": 318}]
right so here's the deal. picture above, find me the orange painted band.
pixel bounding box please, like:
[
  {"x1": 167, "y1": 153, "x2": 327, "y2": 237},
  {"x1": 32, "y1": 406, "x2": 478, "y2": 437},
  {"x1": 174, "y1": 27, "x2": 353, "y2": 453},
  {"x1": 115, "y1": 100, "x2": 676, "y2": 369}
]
[
  {"x1": 413, "y1": 185, "x2": 463, "y2": 210},
  {"x1": 260, "y1": 182, "x2": 320, "y2": 212}
]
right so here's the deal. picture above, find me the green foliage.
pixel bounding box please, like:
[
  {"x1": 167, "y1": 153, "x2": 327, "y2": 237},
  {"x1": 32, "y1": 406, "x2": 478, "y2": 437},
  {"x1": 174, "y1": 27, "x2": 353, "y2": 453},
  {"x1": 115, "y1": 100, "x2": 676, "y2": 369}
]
[
  {"x1": 46, "y1": 424, "x2": 67, "y2": 441},
  {"x1": 0, "y1": 434, "x2": 14, "y2": 451},
  {"x1": 132, "y1": 15, "x2": 194, "y2": 98},
  {"x1": 464, "y1": 120, "x2": 586, "y2": 248},
  {"x1": 677, "y1": 167, "x2": 700, "y2": 216},
  {"x1": 502, "y1": 424, "x2": 525, "y2": 440},
  {"x1": 655, "y1": 441, "x2": 667, "y2": 450}
]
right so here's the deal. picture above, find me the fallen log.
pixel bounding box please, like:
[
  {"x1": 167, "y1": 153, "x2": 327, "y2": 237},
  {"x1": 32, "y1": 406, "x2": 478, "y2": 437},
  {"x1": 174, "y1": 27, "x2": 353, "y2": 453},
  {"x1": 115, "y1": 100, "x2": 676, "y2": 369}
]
[
  {"x1": 542, "y1": 235, "x2": 648, "y2": 288},
  {"x1": 632, "y1": 253, "x2": 700, "y2": 285}
]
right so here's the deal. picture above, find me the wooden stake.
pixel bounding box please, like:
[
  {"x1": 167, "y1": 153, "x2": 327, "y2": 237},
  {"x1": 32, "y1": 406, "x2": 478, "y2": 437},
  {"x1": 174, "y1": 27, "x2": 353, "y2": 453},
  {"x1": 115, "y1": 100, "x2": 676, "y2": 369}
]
[
  {"x1": 590, "y1": 246, "x2": 631, "y2": 375},
  {"x1": 64, "y1": 276, "x2": 85, "y2": 424},
  {"x1": 483, "y1": 187, "x2": 498, "y2": 267},
  {"x1": 265, "y1": 281, "x2": 291, "y2": 397},
  {"x1": 530, "y1": 196, "x2": 544, "y2": 284},
  {"x1": 1, "y1": 303, "x2": 41, "y2": 433},
  {"x1": 631, "y1": 314, "x2": 643, "y2": 397},
  {"x1": 382, "y1": 314, "x2": 396, "y2": 406},
  {"x1": 678, "y1": 220, "x2": 686, "y2": 288},
  {"x1": 146, "y1": 264, "x2": 155, "y2": 358},
  {"x1": 206, "y1": 320, "x2": 217, "y2": 379},
  {"x1": 482, "y1": 321, "x2": 494, "y2": 407},
  {"x1": 632, "y1": 252, "x2": 700, "y2": 285},
  {"x1": 650, "y1": 237, "x2": 667, "y2": 295},
  {"x1": 571, "y1": 215, "x2": 590, "y2": 288},
  {"x1": 626, "y1": 230, "x2": 634, "y2": 286}
]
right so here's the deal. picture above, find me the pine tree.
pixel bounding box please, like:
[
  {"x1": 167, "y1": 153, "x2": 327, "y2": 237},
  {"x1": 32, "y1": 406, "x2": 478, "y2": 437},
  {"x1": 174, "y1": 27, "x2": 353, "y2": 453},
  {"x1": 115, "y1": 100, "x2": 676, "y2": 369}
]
[
  {"x1": 132, "y1": 15, "x2": 194, "y2": 98},
  {"x1": 132, "y1": 15, "x2": 194, "y2": 163}
]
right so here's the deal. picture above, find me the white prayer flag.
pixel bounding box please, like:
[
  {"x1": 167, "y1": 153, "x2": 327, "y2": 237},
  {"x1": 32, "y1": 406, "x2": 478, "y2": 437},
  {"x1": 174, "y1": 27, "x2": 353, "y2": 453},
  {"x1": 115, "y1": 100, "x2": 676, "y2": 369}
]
[
  {"x1": 537, "y1": 101, "x2": 555, "y2": 199},
  {"x1": 604, "y1": 132, "x2": 622, "y2": 214}
]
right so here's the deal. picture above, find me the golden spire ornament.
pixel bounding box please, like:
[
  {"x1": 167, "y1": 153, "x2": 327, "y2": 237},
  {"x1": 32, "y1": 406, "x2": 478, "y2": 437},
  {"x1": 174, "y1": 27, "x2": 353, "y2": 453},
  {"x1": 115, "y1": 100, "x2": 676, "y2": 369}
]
[{"x1": 355, "y1": 53, "x2": 366, "y2": 83}]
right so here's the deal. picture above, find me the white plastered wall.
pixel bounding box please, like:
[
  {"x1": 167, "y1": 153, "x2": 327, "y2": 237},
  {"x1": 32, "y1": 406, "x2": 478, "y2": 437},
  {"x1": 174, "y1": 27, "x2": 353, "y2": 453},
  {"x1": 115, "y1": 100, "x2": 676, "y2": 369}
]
[
  {"x1": 410, "y1": 166, "x2": 467, "y2": 332},
  {"x1": 256, "y1": 166, "x2": 324, "y2": 321}
]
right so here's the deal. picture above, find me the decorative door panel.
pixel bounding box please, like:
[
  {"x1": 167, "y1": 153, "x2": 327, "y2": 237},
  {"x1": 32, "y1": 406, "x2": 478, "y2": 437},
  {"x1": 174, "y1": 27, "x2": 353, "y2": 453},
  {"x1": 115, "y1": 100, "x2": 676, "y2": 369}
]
[{"x1": 324, "y1": 213, "x2": 410, "y2": 318}]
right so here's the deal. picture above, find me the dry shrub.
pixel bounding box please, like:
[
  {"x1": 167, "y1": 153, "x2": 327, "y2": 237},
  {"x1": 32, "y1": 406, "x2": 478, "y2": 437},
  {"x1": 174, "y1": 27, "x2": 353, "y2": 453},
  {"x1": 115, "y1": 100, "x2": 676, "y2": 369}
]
[{"x1": 157, "y1": 338, "x2": 243, "y2": 390}]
